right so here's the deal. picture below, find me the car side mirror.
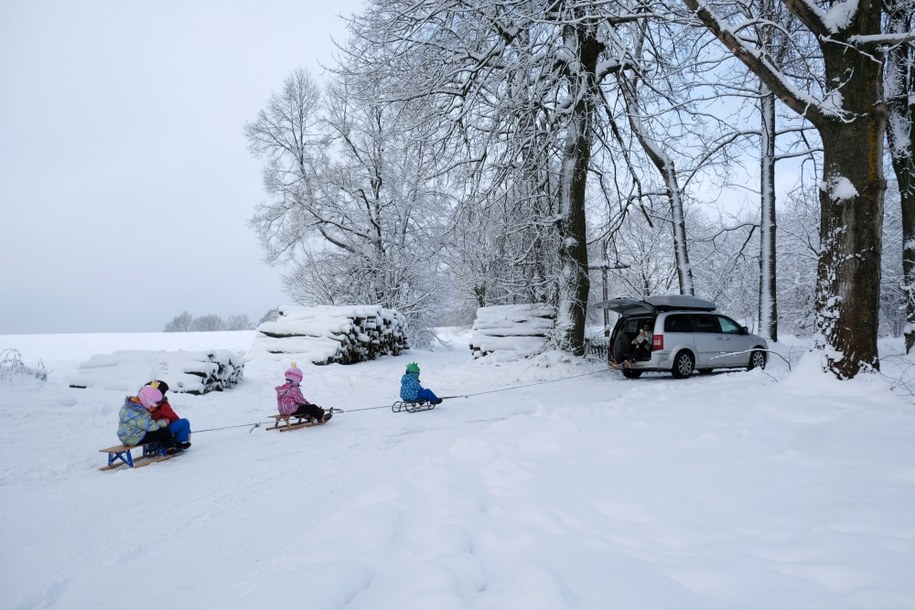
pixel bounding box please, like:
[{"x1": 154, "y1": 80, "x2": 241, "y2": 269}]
[{"x1": 741, "y1": 326, "x2": 749, "y2": 335}]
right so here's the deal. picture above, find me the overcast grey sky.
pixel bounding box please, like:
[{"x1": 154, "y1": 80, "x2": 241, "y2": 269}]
[{"x1": 0, "y1": 0, "x2": 364, "y2": 334}]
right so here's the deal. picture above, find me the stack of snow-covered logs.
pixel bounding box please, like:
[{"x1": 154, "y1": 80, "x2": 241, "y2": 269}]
[
  {"x1": 469, "y1": 304, "x2": 556, "y2": 359},
  {"x1": 68, "y1": 349, "x2": 245, "y2": 395},
  {"x1": 250, "y1": 305, "x2": 408, "y2": 365}
]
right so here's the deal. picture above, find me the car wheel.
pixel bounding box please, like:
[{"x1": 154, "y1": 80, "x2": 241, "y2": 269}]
[
  {"x1": 748, "y1": 349, "x2": 767, "y2": 370},
  {"x1": 672, "y1": 350, "x2": 695, "y2": 379},
  {"x1": 622, "y1": 368, "x2": 643, "y2": 379}
]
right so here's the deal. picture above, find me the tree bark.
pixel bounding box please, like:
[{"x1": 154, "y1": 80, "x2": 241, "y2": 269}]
[
  {"x1": 813, "y1": 23, "x2": 886, "y2": 377},
  {"x1": 556, "y1": 22, "x2": 600, "y2": 355},
  {"x1": 884, "y1": 1, "x2": 915, "y2": 352},
  {"x1": 759, "y1": 86, "x2": 778, "y2": 341},
  {"x1": 618, "y1": 74, "x2": 695, "y2": 295}
]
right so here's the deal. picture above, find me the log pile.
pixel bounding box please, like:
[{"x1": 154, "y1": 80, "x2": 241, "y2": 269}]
[
  {"x1": 249, "y1": 305, "x2": 408, "y2": 365},
  {"x1": 469, "y1": 304, "x2": 556, "y2": 360},
  {"x1": 68, "y1": 349, "x2": 245, "y2": 395}
]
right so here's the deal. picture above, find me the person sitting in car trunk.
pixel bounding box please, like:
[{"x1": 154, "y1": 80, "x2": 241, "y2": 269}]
[{"x1": 610, "y1": 321, "x2": 652, "y2": 368}]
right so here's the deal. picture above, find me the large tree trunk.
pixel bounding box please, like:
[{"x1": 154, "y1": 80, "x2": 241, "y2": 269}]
[
  {"x1": 759, "y1": 86, "x2": 778, "y2": 341},
  {"x1": 814, "y1": 125, "x2": 884, "y2": 377},
  {"x1": 814, "y1": 23, "x2": 887, "y2": 378},
  {"x1": 556, "y1": 23, "x2": 600, "y2": 355},
  {"x1": 884, "y1": 1, "x2": 915, "y2": 353},
  {"x1": 683, "y1": 0, "x2": 886, "y2": 378}
]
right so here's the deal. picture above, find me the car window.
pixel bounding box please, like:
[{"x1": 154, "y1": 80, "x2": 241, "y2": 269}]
[
  {"x1": 665, "y1": 315, "x2": 690, "y2": 333},
  {"x1": 625, "y1": 318, "x2": 650, "y2": 335},
  {"x1": 690, "y1": 314, "x2": 720, "y2": 333},
  {"x1": 717, "y1": 316, "x2": 742, "y2": 335}
]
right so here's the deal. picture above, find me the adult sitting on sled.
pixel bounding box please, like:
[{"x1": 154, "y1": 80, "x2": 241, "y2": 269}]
[
  {"x1": 400, "y1": 362, "x2": 442, "y2": 404},
  {"x1": 117, "y1": 383, "x2": 179, "y2": 454},
  {"x1": 275, "y1": 363, "x2": 332, "y2": 423}
]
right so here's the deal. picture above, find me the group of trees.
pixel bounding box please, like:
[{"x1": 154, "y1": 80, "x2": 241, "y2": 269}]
[
  {"x1": 163, "y1": 310, "x2": 277, "y2": 333},
  {"x1": 246, "y1": 0, "x2": 914, "y2": 378}
]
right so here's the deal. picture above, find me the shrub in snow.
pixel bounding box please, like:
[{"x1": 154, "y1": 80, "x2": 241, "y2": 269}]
[
  {"x1": 249, "y1": 305, "x2": 408, "y2": 365},
  {"x1": 0, "y1": 348, "x2": 47, "y2": 382},
  {"x1": 68, "y1": 349, "x2": 244, "y2": 394},
  {"x1": 469, "y1": 304, "x2": 556, "y2": 359}
]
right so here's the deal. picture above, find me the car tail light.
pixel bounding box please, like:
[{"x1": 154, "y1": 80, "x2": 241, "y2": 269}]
[{"x1": 653, "y1": 334, "x2": 663, "y2": 350}]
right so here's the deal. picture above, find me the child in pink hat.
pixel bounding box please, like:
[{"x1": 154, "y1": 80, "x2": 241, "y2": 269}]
[
  {"x1": 275, "y1": 363, "x2": 332, "y2": 423},
  {"x1": 116, "y1": 382, "x2": 179, "y2": 453}
]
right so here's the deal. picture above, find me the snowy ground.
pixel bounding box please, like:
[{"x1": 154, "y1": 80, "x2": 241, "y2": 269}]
[{"x1": 1, "y1": 329, "x2": 914, "y2": 610}]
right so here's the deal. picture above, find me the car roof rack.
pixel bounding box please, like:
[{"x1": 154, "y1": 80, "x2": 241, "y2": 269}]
[{"x1": 645, "y1": 295, "x2": 717, "y2": 311}]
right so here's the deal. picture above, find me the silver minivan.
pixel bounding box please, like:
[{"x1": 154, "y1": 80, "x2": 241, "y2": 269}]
[{"x1": 600, "y1": 295, "x2": 769, "y2": 379}]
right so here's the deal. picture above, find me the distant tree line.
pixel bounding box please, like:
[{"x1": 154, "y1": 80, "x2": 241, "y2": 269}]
[{"x1": 163, "y1": 309, "x2": 279, "y2": 333}]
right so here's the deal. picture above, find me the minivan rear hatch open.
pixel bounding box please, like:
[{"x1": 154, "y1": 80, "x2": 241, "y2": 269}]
[{"x1": 594, "y1": 295, "x2": 717, "y2": 315}]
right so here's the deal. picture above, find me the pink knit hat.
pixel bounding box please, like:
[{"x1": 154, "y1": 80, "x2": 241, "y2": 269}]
[
  {"x1": 137, "y1": 385, "x2": 163, "y2": 409},
  {"x1": 284, "y1": 364, "x2": 303, "y2": 383}
]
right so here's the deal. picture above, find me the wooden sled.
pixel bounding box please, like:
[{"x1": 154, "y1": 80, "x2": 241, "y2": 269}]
[
  {"x1": 266, "y1": 413, "x2": 330, "y2": 432},
  {"x1": 99, "y1": 442, "x2": 175, "y2": 471}
]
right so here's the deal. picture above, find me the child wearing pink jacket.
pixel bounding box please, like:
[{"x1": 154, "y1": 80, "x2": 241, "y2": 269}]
[{"x1": 275, "y1": 363, "x2": 332, "y2": 423}]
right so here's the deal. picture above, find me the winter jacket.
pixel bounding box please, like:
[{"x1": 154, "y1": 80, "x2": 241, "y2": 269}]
[
  {"x1": 632, "y1": 329, "x2": 652, "y2": 346},
  {"x1": 149, "y1": 400, "x2": 179, "y2": 424},
  {"x1": 400, "y1": 372, "x2": 424, "y2": 401},
  {"x1": 117, "y1": 397, "x2": 166, "y2": 446},
  {"x1": 275, "y1": 381, "x2": 311, "y2": 416}
]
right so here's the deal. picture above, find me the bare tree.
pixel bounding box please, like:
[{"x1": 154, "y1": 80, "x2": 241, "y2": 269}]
[
  {"x1": 347, "y1": 0, "x2": 664, "y2": 354},
  {"x1": 225, "y1": 314, "x2": 254, "y2": 331},
  {"x1": 246, "y1": 68, "x2": 451, "y2": 343},
  {"x1": 683, "y1": 0, "x2": 894, "y2": 378},
  {"x1": 777, "y1": 184, "x2": 820, "y2": 334},
  {"x1": 615, "y1": 71, "x2": 696, "y2": 296},
  {"x1": 884, "y1": 0, "x2": 915, "y2": 351},
  {"x1": 258, "y1": 308, "x2": 279, "y2": 325},
  {"x1": 190, "y1": 315, "x2": 226, "y2": 332},
  {"x1": 163, "y1": 311, "x2": 193, "y2": 333}
]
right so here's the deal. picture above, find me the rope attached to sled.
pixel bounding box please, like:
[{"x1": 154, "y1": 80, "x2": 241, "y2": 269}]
[
  {"x1": 193, "y1": 369, "x2": 609, "y2": 429},
  {"x1": 193, "y1": 421, "x2": 272, "y2": 434},
  {"x1": 439, "y1": 368, "x2": 609, "y2": 400},
  {"x1": 193, "y1": 407, "x2": 347, "y2": 433},
  {"x1": 338, "y1": 367, "x2": 610, "y2": 412}
]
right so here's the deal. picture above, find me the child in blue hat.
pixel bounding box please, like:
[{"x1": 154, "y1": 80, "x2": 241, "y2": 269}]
[{"x1": 400, "y1": 362, "x2": 441, "y2": 404}]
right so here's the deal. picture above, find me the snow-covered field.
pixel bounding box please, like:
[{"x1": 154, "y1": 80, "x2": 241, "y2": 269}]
[{"x1": 2, "y1": 330, "x2": 914, "y2": 610}]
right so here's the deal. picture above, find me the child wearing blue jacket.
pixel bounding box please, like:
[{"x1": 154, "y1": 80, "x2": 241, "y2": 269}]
[{"x1": 400, "y1": 362, "x2": 441, "y2": 404}]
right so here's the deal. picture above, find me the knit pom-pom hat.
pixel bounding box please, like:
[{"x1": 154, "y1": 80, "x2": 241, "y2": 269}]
[
  {"x1": 285, "y1": 362, "x2": 304, "y2": 383},
  {"x1": 137, "y1": 384, "x2": 163, "y2": 409}
]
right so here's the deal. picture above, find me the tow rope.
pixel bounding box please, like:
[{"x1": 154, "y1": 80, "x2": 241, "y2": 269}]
[{"x1": 193, "y1": 368, "x2": 610, "y2": 431}]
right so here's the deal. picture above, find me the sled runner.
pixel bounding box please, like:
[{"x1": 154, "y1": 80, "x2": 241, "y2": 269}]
[
  {"x1": 99, "y1": 442, "x2": 178, "y2": 471},
  {"x1": 391, "y1": 400, "x2": 436, "y2": 413},
  {"x1": 267, "y1": 411, "x2": 333, "y2": 431}
]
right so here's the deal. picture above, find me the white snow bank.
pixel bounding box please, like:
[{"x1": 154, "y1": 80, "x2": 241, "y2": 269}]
[
  {"x1": 67, "y1": 348, "x2": 244, "y2": 394},
  {"x1": 3, "y1": 331, "x2": 915, "y2": 610}
]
